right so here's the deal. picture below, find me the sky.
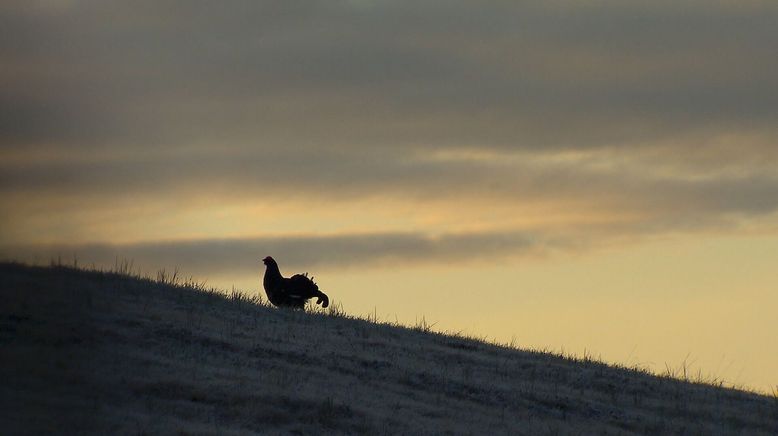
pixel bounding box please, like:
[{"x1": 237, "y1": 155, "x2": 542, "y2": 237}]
[{"x1": 2, "y1": 1, "x2": 777, "y2": 391}]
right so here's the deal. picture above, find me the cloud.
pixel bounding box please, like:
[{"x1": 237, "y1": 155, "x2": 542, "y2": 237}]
[
  {"x1": 2, "y1": 1, "x2": 778, "y2": 257},
  {"x1": 0, "y1": 230, "x2": 553, "y2": 274},
  {"x1": 3, "y1": 145, "x2": 777, "y2": 218},
  {"x1": 2, "y1": 0, "x2": 777, "y2": 152}
]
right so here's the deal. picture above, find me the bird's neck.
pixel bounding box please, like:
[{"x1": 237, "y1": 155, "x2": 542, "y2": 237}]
[{"x1": 264, "y1": 263, "x2": 283, "y2": 283}]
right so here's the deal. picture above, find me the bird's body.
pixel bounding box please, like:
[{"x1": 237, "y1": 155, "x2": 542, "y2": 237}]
[{"x1": 262, "y1": 256, "x2": 329, "y2": 309}]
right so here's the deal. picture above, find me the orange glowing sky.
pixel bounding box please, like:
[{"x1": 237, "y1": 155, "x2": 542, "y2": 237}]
[{"x1": 2, "y1": 1, "x2": 777, "y2": 391}]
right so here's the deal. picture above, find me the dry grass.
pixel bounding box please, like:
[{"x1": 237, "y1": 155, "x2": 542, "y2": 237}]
[{"x1": 1, "y1": 261, "x2": 776, "y2": 435}]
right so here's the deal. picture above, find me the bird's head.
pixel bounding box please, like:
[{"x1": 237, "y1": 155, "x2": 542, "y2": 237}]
[{"x1": 262, "y1": 256, "x2": 275, "y2": 266}]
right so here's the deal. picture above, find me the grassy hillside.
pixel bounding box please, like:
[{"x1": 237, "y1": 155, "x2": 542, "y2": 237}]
[{"x1": 1, "y1": 262, "x2": 776, "y2": 435}]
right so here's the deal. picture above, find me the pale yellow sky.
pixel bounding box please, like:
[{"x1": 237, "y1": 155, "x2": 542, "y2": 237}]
[{"x1": 2, "y1": 1, "x2": 778, "y2": 392}]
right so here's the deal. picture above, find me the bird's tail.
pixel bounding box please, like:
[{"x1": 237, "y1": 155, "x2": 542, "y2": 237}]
[{"x1": 316, "y1": 291, "x2": 329, "y2": 308}]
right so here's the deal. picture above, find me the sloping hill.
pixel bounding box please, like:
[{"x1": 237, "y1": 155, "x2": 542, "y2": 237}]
[{"x1": 1, "y1": 262, "x2": 776, "y2": 435}]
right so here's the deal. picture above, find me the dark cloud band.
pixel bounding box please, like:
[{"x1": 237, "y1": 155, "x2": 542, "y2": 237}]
[
  {"x1": 2, "y1": 1, "x2": 777, "y2": 151},
  {"x1": 0, "y1": 230, "x2": 549, "y2": 275}
]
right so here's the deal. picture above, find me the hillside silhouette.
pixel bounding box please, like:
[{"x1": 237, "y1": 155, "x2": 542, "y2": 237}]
[{"x1": 1, "y1": 262, "x2": 776, "y2": 434}]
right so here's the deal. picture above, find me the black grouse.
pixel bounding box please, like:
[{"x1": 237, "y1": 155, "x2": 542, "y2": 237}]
[{"x1": 262, "y1": 256, "x2": 329, "y2": 309}]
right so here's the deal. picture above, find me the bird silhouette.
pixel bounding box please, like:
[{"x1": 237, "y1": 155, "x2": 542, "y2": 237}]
[{"x1": 262, "y1": 256, "x2": 329, "y2": 309}]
